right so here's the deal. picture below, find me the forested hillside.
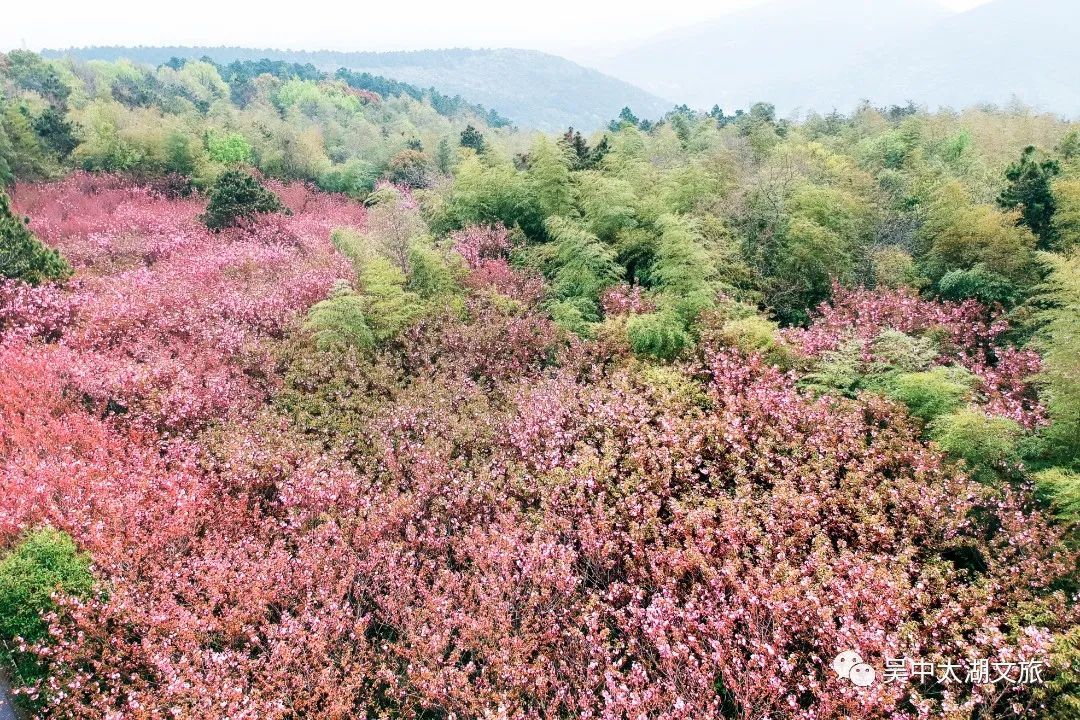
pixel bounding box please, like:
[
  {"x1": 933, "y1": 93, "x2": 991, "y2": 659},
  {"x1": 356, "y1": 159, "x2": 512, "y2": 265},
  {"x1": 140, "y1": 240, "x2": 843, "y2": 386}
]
[
  {"x1": 1, "y1": 48, "x2": 1079, "y2": 719},
  {"x1": 46, "y1": 46, "x2": 672, "y2": 131},
  {"x1": 0, "y1": 50, "x2": 509, "y2": 193}
]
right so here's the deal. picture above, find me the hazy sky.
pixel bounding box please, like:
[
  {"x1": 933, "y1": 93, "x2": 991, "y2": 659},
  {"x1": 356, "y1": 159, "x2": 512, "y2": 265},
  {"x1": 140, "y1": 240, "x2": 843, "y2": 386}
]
[{"x1": 3, "y1": 0, "x2": 994, "y2": 62}]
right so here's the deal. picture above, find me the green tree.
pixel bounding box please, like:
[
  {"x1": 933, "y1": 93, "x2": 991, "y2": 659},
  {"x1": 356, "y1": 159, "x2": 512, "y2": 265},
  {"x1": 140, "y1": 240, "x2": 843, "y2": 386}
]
[
  {"x1": 32, "y1": 107, "x2": 78, "y2": 159},
  {"x1": 1035, "y1": 249, "x2": 1080, "y2": 470},
  {"x1": 1056, "y1": 129, "x2": 1080, "y2": 162},
  {"x1": 609, "y1": 107, "x2": 640, "y2": 132},
  {"x1": 526, "y1": 137, "x2": 573, "y2": 219},
  {"x1": 546, "y1": 216, "x2": 621, "y2": 318},
  {"x1": 200, "y1": 169, "x2": 287, "y2": 231},
  {"x1": 937, "y1": 264, "x2": 1020, "y2": 307},
  {"x1": 385, "y1": 149, "x2": 431, "y2": 189},
  {"x1": 164, "y1": 131, "x2": 198, "y2": 177},
  {"x1": 459, "y1": 124, "x2": 485, "y2": 153},
  {"x1": 627, "y1": 311, "x2": 691, "y2": 360},
  {"x1": 0, "y1": 189, "x2": 72, "y2": 285},
  {"x1": 998, "y1": 145, "x2": 1060, "y2": 249},
  {"x1": 1052, "y1": 178, "x2": 1080, "y2": 251},
  {"x1": 206, "y1": 131, "x2": 253, "y2": 166}
]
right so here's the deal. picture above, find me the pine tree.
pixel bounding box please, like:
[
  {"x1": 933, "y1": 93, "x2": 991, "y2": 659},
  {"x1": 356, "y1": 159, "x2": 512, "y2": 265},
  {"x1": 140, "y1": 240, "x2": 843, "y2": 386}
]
[
  {"x1": 459, "y1": 124, "x2": 486, "y2": 153},
  {"x1": 0, "y1": 189, "x2": 72, "y2": 285},
  {"x1": 998, "y1": 146, "x2": 1061, "y2": 249},
  {"x1": 200, "y1": 170, "x2": 288, "y2": 231}
]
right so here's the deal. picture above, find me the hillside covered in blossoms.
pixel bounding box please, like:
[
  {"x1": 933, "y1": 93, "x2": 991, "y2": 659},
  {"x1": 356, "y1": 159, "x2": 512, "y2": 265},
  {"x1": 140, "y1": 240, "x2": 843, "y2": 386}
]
[{"x1": 1, "y1": 48, "x2": 1079, "y2": 720}]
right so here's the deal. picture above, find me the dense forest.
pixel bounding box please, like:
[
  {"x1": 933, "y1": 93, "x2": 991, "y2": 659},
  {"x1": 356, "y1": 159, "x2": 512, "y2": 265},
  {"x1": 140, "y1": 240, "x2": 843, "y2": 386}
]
[{"x1": 1, "y1": 49, "x2": 1079, "y2": 719}]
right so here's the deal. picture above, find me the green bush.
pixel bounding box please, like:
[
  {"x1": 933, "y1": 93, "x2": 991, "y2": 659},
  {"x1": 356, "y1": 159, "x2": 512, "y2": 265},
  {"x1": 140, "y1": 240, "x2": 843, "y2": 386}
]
[
  {"x1": 406, "y1": 245, "x2": 461, "y2": 300},
  {"x1": 304, "y1": 282, "x2": 375, "y2": 353},
  {"x1": 715, "y1": 316, "x2": 792, "y2": 367},
  {"x1": 1035, "y1": 625, "x2": 1080, "y2": 719},
  {"x1": 0, "y1": 190, "x2": 72, "y2": 285},
  {"x1": 200, "y1": 169, "x2": 288, "y2": 231},
  {"x1": 867, "y1": 330, "x2": 938, "y2": 374},
  {"x1": 206, "y1": 132, "x2": 253, "y2": 165},
  {"x1": 1035, "y1": 467, "x2": 1080, "y2": 522},
  {"x1": 800, "y1": 340, "x2": 864, "y2": 398},
  {"x1": 359, "y1": 257, "x2": 422, "y2": 343},
  {"x1": 548, "y1": 297, "x2": 596, "y2": 337},
  {"x1": 883, "y1": 366, "x2": 973, "y2": 424},
  {"x1": 627, "y1": 311, "x2": 691, "y2": 360},
  {"x1": 0, "y1": 527, "x2": 94, "y2": 687},
  {"x1": 930, "y1": 409, "x2": 1024, "y2": 484},
  {"x1": 938, "y1": 264, "x2": 1020, "y2": 307}
]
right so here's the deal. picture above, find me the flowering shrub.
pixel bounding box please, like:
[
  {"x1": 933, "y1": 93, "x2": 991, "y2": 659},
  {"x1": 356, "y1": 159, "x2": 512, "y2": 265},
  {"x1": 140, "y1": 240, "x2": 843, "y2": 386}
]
[
  {"x1": 600, "y1": 282, "x2": 656, "y2": 315},
  {"x1": 0, "y1": 179, "x2": 1073, "y2": 719},
  {"x1": 450, "y1": 223, "x2": 513, "y2": 269},
  {"x1": 789, "y1": 285, "x2": 1045, "y2": 427}
]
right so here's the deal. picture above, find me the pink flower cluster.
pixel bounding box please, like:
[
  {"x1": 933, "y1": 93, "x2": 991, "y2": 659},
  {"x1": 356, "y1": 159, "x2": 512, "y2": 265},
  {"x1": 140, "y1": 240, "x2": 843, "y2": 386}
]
[
  {"x1": 600, "y1": 283, "x2": 656, "y2": 316},
  {"x1": 451, "y1": 224, "x2": 544, "y2": 304},
  {"x1": 5, "y1": 175, "x2": 363, "y2": 435},
  {"x1": 788, "y1": 285, "x2": 1045, "y2": 427},
  {"x1": 450, "y1": 223, "x2": 513, "y2": 269}
]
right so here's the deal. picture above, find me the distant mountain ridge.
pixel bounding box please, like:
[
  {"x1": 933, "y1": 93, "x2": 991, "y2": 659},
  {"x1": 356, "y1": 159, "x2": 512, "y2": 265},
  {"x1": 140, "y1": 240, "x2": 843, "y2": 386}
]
[
  {"x1": 45, "y1": 46, "x2": 672, "y2": 131},
  {"x1": 599, "y1": 0, "x2": 1080, "y2": 117}
]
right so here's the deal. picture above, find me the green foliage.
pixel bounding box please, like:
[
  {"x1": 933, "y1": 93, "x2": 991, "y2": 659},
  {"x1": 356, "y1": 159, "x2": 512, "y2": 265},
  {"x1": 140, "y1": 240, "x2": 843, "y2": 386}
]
[
  {"x1": 304, "y1": 282, "x2": 375, "y2": 352},
  {"x1": 937, "y1": 263, "x2": 1020, "y2": 307},
  {"x1": 386, "y1": 149, "x2": 431, "y2": 189},
  {"x1": 0, "y1": 527, "x2": 94, "y2": 689},
  {"x1": 32, "y1": 107, "x2": 78, "y2": 159},
  {"x1": 742, "y1": 176, "x2": 871, "y2": 325},
  {"x1": 1052, "y1": 178, "x2": 1080, "y2": 252},
  {"x1": 548, "y1": 297, "x2": 595, "y2": 337},
  {"x1": 0, "y1": 190, "x2": 72, "y2": 285},
  {"x1": 207, "y1": 131, "x2": 253, "y2": 165},
  {"x1": 803, "y1": 332, "x2": 946, "y2": 399},
  {"x1": 609, "y1": 106, "x2": 644, "y2": 132},
  {"x1": 526, "y1": 137, "x2": 573, "y2": 219},
  {"x1": 164, "y1": 131, "x2": 198, "y2": 176},
  {"x1": 358, "y1": 257, "x2": 423, "y2": 343},
  {"x1": 1035, "y1": 468, "x2": 1080, "y2": 522},
  {"x1": 1, "y1": 103, "x2": 57, "y2": 180},
  {"x1": 930, "y1": 409, "x2": 1025, "y2": 485},
  {"x1": 331, "y1": 228, "x2": 370, "y2": 273},
  {"x1": 305, "y1": 249, "x2": 439, "y2": 352},
  {"x1": 1036, "y1": 626, "x2": 1080, "y2": 720},
  {"x1": 406, "y1": 244, "x2": 460, "y2": 300},
  {"x1": 200, "y1": 169, "x2": 287, "y2": 230},
  {"x1": 645, "y1": 215, "x2": 715, "y2": 305},
  {"x1": 627, "y1": 311, "x2": 691, "y2": 360},
  {"x1": 867, "y1": 330, "x2": 939, "y2": 374},
  {"x1": 714, "y1": 316, "x2": 792, "y2": 367},
  {"x1": 868, "y1": 245, "x2": 920, "y2": 289},
  {"x1": 919, "y1": 181, "x2": 1038, "y2": 291},
  {"x1": 883, "y1": 366, "x2": 973, "y2": 424},
  {"x1": 545, "y1": 216, "x2": 621, "y2": 314},
  {"x1": 460, "y1": 124, "x2": 485, "y2": 153},
  {"x1": 433, "y1": 154, "x2": 542, "y2": 239},
  {"x1": 998, "y1": 145, "x2": 1060, "y2": 249},
  {"x1": 1035, "y1": 250, "x2": 1080, "y2": 470}
]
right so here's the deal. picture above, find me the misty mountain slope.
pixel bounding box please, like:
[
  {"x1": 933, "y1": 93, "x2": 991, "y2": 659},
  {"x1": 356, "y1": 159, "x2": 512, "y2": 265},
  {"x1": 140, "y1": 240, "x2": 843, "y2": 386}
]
[
  {"x1": 601, "y1": 0, "x2": 1080, "y2": 117},
  {"x1": 838, "y1": 0, "x2": 1080, "y2": 114},
  {"x1": 47, "y1": 46, "x2": 671, "y2": 131},
  {"x1": 599, "y1": 0, "x2": 949, "y2": 111}
]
